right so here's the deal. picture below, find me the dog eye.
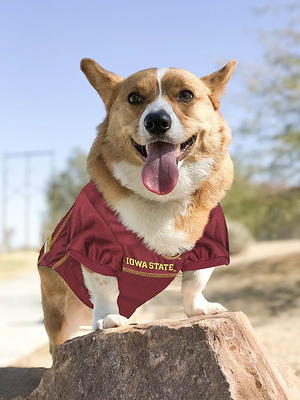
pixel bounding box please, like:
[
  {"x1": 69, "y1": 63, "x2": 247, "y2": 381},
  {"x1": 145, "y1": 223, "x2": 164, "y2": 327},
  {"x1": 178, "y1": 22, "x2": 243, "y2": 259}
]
[
  {"x1": 128, "y1": 92, "x2": 143, "y2": 104},
  {"x1": 178, "y1": 90, "x2": 194, "y2": 102}
]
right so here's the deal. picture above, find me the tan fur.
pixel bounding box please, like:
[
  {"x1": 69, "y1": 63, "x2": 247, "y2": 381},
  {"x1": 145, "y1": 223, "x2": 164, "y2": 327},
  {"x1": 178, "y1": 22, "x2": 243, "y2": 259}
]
[
  {"x1": 39, "y1": 266, "x2": 91, "y2": 361},
  {"x1": 86, "y1": 122, "x2": 130, "y2": 208},
  {"x1": 201, "y1": 60, "x2": 236, "y2": 110},
  {"x1": 84, "y1": 60, "x2": 235, "y2": 246},
  {"x1": 80, "y1": 58, "x2": 123, "y2": 109},
  {"x1": 175, "y1": 154, "x2": 233, "y2": 243},
  {"x1": 41, "y1": 59, "x2": 235, "y2": 357},
  {"x1": 175, "y1": 122, "x2": 233, "y2": 243}
]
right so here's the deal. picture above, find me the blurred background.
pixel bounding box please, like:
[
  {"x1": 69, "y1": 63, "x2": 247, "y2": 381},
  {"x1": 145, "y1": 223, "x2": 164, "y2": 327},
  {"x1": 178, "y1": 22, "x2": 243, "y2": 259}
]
[{"x1": 0, "y1": 0, "x2": 299, "y2": 397}]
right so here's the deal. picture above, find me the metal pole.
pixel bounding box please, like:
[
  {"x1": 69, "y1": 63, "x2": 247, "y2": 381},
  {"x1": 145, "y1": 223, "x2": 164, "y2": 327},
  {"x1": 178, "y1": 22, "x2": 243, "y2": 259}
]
[
  {"x1": 1, "y1": 150, "x2": 55, "y2": 251},
  {"x1": 1, "y1": 154, "x2": 7, "y2": 252},
  {"x1": 24, "y1": 155, "x2": 30, "y2": 249}
]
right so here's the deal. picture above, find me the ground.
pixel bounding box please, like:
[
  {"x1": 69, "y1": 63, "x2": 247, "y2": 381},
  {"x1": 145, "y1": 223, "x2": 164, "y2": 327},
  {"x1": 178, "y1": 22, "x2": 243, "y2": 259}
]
[{"x1": 0, "y1": 240, "x2": 300, "y2": 398}]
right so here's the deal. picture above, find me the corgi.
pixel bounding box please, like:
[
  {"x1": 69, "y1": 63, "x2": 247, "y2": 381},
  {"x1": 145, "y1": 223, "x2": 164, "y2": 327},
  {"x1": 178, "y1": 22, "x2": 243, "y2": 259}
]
[{"x1": 38, "y1": 58, "x2": 235, "y2": 358}]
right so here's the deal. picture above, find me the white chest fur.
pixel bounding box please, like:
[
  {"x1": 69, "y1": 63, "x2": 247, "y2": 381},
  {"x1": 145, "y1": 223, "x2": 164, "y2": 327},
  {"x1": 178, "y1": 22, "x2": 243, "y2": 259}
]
[
  {"x1": 111, "y1": 158, "x2": 214, "y2": 256},
  {"x1": 112, "y1": 194, "x2": 192, "y2": 256}
]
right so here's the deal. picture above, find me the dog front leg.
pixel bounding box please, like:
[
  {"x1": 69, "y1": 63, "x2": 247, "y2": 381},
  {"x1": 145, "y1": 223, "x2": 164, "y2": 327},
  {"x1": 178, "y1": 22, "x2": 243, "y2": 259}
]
[
  {"x1": 81, "y1": 266, "x2": 129, "y2": 330},
  {"x1": 182, "y1": 267, "x2": 227, "y2": 317}
]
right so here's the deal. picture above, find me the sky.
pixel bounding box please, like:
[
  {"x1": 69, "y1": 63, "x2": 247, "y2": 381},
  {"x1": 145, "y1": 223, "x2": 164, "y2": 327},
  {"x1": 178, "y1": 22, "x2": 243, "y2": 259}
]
[{"x1": 0, "y1": 0, "x2": 288, "y2": 249}]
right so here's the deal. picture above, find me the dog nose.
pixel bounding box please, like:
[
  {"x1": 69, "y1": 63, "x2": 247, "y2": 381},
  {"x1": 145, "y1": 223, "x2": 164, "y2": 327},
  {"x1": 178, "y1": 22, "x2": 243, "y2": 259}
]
[{"x1": 144, "y1": 110, "x2": 172, "y2": 135}]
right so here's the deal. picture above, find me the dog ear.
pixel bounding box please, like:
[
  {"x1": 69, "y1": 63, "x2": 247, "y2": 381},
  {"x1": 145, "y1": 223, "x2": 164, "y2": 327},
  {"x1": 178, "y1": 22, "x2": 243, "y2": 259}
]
[
  {"x1": 80, "y1": 58, "x2": 124, "y2": 109},
  {"x1": 201, "y1": 60, "x2": 236, "y2": 110}
]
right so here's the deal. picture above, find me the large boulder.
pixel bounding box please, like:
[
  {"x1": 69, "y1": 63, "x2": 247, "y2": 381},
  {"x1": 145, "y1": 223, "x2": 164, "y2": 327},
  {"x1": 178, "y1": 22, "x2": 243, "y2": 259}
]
[{"x1": 25, "y1": 312, "x2": 298, "y2": 400}]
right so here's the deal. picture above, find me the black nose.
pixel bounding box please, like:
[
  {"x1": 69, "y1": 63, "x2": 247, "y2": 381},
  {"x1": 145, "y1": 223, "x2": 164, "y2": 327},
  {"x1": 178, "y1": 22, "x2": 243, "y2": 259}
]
[{"x1": 144, "y1": 110, "x2": 172, "y2": 135}]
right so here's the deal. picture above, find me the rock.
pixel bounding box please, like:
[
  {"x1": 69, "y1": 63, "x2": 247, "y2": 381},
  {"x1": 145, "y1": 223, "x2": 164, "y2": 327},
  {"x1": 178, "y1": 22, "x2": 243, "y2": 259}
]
[
  {"x1": 227, "y1": 220, "x2": 253, "y2": 255},
  {"x1": 0, "y1": 367, "x2": 46, "y2": 400},
  {"x1": 276, "y1": 360, "x2": 300, "y2": 400},
  {"x1": 24, "y1": 312, "x2": 299, "y2": 400}
]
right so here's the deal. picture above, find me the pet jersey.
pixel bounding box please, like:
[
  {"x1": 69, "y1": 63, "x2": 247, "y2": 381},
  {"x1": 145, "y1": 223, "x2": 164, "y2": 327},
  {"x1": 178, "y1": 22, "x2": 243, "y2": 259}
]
[{"x1": 37, "y1": 180, "x2": 230, "y2": 318}]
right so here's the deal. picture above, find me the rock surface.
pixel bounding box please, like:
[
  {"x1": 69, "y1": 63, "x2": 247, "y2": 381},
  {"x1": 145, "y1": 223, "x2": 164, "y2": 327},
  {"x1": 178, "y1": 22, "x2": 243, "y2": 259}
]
[
  {"x1": 0, "y1": 367, "x2": 46, "y2": 400},
  {"x1": 21, "y1": 312, "x2": 299, "y2": 400}
]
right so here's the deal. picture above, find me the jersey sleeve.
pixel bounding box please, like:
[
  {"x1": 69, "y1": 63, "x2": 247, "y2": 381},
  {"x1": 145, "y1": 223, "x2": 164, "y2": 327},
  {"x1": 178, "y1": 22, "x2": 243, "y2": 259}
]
[
  {"x1": 37, "y1": 205, "x2": 74, "y2": 268},
  {"x1": 66, "y1": 190, "x2": 123, "y2": 277},
  {"x1": 182, "y1": 204, "x2": 230, "y2": 272}
]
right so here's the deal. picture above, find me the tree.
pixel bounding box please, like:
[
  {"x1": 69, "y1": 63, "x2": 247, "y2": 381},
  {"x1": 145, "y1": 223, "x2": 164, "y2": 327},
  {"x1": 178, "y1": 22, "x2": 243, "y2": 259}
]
[
  {"x1": 239, "y1": 3, "x2": 300, "y2": 184},
  {"x1": 222, "y1": 3, "x2": 300, "y2": 241},
  {"x1": 222, "y1": 169, "x2": 300, "y2": 240},
  {"x1": 40, "y1": 147, "x2": 89, "y2": 242}
]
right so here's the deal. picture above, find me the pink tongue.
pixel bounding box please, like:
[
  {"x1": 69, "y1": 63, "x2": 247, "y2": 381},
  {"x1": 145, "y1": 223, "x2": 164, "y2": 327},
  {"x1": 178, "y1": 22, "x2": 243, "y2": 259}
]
[{"x1": 141, "y1": 142, "x2": 179, "y2": 195}]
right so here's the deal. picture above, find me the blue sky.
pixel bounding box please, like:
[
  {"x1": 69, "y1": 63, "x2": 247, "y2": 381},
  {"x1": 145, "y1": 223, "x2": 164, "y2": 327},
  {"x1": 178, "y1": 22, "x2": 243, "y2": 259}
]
[{"x1": 0, "y1": 0, "x2": 287, "y2": 249}]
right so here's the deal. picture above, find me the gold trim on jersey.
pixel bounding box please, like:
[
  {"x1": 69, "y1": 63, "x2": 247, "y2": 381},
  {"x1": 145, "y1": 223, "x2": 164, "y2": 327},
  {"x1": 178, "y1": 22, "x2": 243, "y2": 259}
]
[
  {"x1": 122, "y1": 266, "x2": 178, "y2": 278},
  {"x1": 38, "y1": 209, "x2": 73, "y2": 263},
  {"x1": 161, "y1": 253, "x2": 181, "y2": 260},
  {"x1": 52, "y1": 254, "x2": 70, "y2": 269}
]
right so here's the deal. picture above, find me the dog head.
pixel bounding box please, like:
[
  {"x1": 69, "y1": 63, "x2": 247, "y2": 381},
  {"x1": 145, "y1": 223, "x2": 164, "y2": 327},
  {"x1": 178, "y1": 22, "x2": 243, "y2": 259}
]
[{"x1": 81, "y1": 59, "x2": 236, "y2": 202}]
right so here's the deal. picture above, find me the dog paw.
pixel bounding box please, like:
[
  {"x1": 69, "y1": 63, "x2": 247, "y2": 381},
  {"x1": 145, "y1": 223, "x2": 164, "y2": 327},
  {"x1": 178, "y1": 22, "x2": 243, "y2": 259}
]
[
  {"x1": 202, "y1": 301, "x2": 227, "y2": 315},
  {"x1": 95, "y1": 314, "x2": 130, "y2": 330},
  {"x1": 184, "y1": 295, "x2": 227, "y2": 317}
]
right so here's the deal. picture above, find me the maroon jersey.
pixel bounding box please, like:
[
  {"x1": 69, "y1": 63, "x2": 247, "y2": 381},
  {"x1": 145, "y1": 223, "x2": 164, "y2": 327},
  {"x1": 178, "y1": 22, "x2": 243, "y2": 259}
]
[{"x1": 37, "y1": 180, "x2": 230, "y2": 318}]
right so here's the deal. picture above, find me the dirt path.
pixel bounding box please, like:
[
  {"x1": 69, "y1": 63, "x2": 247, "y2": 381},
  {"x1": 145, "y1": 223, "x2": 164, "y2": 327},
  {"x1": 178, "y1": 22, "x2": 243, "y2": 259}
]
[
  {"x1": 0, "y1": 251, "x2": 38, "y2": 281},
  {"x1": 0, "y1": 252, "x2": 48, "y2": 367}
]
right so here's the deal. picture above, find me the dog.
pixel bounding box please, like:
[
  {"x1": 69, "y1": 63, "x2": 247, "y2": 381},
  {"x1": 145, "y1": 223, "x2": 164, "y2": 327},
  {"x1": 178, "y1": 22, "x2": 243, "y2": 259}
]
[{"x1": 38, "y1": 58, "x2": 235, "y2": 358}]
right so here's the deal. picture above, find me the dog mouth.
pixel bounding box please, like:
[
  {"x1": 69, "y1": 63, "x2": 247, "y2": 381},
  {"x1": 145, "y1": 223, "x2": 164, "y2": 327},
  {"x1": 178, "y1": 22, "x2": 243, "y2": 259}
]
[
  {"x1": 130, "y1": 135, "x2": 197, "y2": 195},
  {"x1": 130, "y1": 134, "x2": 197, "y2": 161}
]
